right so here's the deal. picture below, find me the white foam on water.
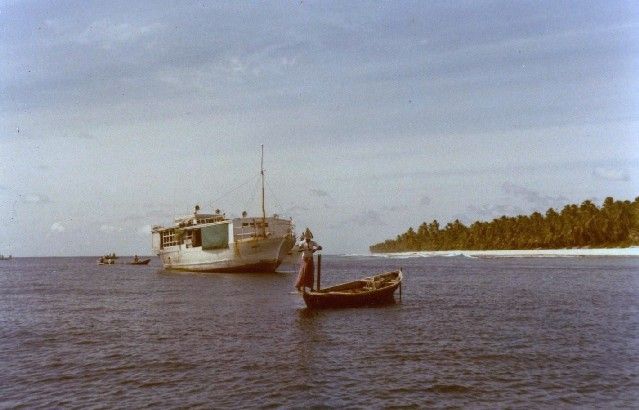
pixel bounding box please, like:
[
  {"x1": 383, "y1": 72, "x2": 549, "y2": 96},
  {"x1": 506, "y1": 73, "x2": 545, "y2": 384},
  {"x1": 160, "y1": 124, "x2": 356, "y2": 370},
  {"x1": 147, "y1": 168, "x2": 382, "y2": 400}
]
[{"x1": 362, "y1": 247, "x2": 639, "y2": 259}]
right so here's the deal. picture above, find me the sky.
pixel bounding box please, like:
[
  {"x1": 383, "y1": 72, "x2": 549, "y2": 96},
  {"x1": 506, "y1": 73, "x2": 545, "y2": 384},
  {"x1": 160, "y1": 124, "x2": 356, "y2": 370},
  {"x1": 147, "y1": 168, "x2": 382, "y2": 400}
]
[{"x1": 1, "y1": 0, "x2": 638, "y2": 256}]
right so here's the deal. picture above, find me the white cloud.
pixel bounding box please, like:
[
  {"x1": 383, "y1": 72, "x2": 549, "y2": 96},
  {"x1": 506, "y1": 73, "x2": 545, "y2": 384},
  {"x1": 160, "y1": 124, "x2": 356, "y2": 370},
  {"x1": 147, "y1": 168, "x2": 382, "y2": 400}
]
[
  {"x1": 593, "y1": 167, "x2": 629, "y2": 181},
  {"x1": 229, "y1": 57, "x2": 247, "y2": 74},
  {"x1": 76, "y1": 19, "x2": 161, "y2": 49},
  {"x1": 343, "y1": 210, "x2": 386, "y2": 226},
  {"x1": 281, "y1": 57, "x2": 297, "y2": 67},
  {"x1": 502, "y1": 182, "x2": 568, "y2": 209},
  {"x1": 466, "y1": 204, "x2": 525, "y2": 221},
  {"x1": 22, "y1": 193, "x2": 51, "y2": 204},
  {"x1": 310, "y1": 189, "x2": 329, "y2": 197},
  {"x1": 137, "y1": 224, "x2": 152, "y2": 236},
  {"x1": 99, "y1": 224, "x2": 117, "y2": 233},
  {"x1": 381, "y1": 205, "x2": 407, "y2": 212},
  {"x1": 286, "y1": 205, "x2": 310, "y2": 215},
  {"x1": 50, "y1": 222, "x2": 65, "y2": 232}
]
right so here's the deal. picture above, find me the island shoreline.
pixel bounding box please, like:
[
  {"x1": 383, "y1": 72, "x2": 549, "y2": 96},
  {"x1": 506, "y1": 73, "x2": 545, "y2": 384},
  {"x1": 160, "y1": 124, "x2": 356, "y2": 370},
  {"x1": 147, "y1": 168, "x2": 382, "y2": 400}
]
[{"x1": 366, "y1": 247, "x2": 639, "y2": 258}]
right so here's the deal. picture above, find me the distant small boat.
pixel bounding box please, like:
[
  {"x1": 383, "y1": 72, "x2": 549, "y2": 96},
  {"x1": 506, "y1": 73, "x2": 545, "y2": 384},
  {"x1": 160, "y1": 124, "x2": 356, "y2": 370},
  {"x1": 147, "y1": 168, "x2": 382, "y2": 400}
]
[
  {"x1": 97, "y1": 258, "x2": 115, "y2": 265},
  {"x1": 302, "y1": 269, "x2": 403, "y2": 309},
  {"x1": 128, "y1": 258, "x2": 151, "y2": 265},
  {"x1": 0, "y1": 254, "x2": 12, "y2": 261}
]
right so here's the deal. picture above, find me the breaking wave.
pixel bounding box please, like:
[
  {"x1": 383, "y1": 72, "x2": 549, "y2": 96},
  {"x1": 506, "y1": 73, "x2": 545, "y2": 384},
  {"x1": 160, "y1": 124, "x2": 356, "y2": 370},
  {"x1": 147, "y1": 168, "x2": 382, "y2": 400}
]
[{"x1": 345, "y1": 247, "x2": 639, "y2": 259}]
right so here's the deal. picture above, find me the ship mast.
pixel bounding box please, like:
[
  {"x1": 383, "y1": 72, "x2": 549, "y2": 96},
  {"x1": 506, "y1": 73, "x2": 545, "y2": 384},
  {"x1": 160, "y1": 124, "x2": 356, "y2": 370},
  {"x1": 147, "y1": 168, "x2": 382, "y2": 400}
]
[{"x1": 260, "y1": 144, "x2": 266, "y2": 237}]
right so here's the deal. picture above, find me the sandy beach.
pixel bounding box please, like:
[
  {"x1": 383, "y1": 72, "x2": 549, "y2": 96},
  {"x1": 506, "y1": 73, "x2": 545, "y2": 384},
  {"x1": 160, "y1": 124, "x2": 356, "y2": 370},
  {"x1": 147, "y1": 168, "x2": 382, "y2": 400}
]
[{"x1": 368, "y1": 247, "x2": 639, "y2": 258}]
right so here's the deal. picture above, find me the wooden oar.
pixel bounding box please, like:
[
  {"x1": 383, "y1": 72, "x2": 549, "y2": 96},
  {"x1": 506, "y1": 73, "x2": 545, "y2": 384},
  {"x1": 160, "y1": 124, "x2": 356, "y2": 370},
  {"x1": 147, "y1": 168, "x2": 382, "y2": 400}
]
[
  {"x1": 316, "y1": 254, "x2": 322, "y2": 291},
  {"x1": 399, "y1": 267, "x2": 402, "y2": 302}
]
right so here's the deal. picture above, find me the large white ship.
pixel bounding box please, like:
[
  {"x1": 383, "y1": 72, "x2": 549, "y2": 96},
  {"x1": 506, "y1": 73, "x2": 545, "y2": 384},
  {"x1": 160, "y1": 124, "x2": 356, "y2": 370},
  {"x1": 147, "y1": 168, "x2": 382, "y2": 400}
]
[{"x1": 152, "y1": 147, "x2": 295, "y2": 273}]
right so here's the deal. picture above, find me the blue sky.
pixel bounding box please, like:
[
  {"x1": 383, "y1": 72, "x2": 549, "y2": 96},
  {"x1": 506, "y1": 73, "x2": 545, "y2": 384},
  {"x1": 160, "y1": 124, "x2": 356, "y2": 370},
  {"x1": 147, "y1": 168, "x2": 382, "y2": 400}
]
[{"x1": 1, "y1": 0, "x2": 638, "y2": 255}]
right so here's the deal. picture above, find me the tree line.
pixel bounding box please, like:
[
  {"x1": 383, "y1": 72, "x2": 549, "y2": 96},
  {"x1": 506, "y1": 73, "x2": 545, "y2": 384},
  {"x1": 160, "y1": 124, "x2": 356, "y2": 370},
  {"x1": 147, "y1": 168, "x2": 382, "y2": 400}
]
[{"x1": 369, "y1": 196, "x2": 639, "y2": 252}]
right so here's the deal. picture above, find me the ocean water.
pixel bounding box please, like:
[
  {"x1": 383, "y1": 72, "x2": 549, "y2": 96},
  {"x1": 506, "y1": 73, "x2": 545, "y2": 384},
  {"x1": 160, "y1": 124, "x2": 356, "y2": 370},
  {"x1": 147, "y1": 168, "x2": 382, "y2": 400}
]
[{"x1": 1, "y1": 255, "x2": 638, "y2": 408}]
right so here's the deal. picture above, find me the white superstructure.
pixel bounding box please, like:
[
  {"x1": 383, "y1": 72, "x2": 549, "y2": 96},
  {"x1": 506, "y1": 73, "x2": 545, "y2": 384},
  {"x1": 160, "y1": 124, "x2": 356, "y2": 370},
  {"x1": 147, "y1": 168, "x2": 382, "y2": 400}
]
[{"x1": 152, "y1": 211, "x2": 295, "y2": 272}]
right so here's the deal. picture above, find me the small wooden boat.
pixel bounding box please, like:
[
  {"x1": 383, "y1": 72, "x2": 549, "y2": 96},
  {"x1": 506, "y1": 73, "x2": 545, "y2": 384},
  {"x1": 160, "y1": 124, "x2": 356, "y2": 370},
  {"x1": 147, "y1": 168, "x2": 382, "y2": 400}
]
[
  {"x1": 303, "y1": 269, "x2": 402, "y2": 309},
  {"x1": 97, "y1": 253, "x2": 118, "y2": 265},
  {"x1": 127, "y1": 258, "x2": 151, "y2": 265}
]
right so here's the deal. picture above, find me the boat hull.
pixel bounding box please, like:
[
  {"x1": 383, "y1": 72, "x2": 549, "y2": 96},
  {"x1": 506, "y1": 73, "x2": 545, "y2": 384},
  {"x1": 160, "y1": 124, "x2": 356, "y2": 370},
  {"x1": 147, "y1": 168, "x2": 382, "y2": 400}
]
[
  {"x1": 167, "y1": 260, "x2": 280, "y2": 273},
  {"x1": 303, "y1": 270, "x2": 402, "y2": 309},
  {"x1": 128, "y1": 259, "x2": 151, "y2": 265},
  {"x1": 158, "y1": 236, "x2": 288, "y2": 273},
  {"x1": 303, "y1": 284, "x2": 399, "y2": 309}
]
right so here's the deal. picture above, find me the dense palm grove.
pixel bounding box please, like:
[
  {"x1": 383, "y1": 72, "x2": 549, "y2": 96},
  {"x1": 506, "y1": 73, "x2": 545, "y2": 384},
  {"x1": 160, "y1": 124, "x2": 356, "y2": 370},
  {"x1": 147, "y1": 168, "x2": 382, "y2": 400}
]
[{"x1": 370, "y1": 197, "x2": 639, "y2": 252}]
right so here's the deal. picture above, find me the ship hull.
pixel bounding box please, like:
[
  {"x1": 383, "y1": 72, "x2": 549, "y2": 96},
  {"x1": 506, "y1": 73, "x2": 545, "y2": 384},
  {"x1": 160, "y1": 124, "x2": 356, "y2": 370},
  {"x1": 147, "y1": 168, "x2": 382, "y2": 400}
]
[
  {"x1": 158, "y1": 236, "x2": 288, "y2": 273},
  {"x1": 166, "y1": 260, "x2": 280, "y2": 273}
]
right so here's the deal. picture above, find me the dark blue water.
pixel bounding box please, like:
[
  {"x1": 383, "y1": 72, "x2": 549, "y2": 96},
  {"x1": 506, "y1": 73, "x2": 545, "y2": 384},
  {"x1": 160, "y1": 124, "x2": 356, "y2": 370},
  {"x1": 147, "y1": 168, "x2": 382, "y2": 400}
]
[{"x1": 1, "y1": 255, "x2": 638, "y2": 408}]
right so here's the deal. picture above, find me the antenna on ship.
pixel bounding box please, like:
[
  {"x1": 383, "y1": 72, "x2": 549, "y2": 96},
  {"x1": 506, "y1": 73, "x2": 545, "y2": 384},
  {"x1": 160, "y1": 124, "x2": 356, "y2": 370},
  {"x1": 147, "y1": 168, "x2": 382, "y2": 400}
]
[{"x1": 261, "y1": 144, "x2": 267, "y2": 237}]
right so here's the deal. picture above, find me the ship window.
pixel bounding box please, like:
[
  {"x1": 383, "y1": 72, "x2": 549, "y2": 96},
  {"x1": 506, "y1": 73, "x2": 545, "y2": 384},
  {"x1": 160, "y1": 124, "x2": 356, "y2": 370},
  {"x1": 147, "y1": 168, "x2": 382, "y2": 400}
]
[{"x1": 160, "y1": 229, "x2": 179, "y2": 247}]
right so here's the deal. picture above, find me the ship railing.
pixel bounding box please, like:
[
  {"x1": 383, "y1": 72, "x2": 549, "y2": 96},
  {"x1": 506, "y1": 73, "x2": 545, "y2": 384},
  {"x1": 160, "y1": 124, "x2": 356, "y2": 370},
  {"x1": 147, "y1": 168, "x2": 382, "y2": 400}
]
[{"x1": 234, "y1": 231, "x2": 260, "y2": 240}]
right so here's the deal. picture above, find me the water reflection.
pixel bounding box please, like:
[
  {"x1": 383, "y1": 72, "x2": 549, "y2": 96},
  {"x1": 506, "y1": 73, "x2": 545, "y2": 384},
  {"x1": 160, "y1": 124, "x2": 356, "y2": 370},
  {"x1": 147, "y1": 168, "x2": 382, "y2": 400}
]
[{"x1": 292, "y1": 308, "x2": 325, "y2": 379}]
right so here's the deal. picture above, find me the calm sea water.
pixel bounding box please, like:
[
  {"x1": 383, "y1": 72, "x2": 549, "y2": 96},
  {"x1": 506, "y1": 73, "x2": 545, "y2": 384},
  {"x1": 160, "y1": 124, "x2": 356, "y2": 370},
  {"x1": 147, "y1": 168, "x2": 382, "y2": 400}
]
[{"x1": 1, "y1": 255, "x2": 638, "y2": 408}]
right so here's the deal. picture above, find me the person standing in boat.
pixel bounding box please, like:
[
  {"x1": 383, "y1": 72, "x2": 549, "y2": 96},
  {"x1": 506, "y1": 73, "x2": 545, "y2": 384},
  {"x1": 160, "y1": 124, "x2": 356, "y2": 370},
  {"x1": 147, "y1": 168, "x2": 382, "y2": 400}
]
[{"x1": 295, "y1": 228, "x2": 322, "y2": 292}]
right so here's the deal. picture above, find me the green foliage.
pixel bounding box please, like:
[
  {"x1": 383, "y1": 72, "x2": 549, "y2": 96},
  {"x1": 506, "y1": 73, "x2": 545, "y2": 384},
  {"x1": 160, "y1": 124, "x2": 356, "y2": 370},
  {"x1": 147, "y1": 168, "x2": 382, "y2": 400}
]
[{"x1": 369, "y1": 196, "x2": 639, "y2": 252}]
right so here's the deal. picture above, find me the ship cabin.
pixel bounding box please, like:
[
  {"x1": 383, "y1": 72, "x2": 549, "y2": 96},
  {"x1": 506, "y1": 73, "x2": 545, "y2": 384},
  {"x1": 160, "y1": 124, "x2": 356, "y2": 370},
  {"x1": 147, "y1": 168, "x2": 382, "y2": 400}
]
[{"x1": 152, "y1": 211, "x2": 293, "y2": 253}]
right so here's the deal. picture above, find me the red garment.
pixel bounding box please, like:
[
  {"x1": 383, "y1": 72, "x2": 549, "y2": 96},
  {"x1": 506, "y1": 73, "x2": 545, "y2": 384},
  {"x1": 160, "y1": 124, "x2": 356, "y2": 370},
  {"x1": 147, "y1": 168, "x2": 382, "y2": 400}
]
[{"x1": 295, "y1": 256, "x2": 314, "y2": 289}]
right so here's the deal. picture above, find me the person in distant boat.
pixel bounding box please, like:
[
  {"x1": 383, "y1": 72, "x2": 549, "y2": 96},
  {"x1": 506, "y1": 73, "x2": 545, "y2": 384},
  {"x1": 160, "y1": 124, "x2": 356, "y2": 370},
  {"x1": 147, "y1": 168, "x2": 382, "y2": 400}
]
[
  {"x1": 134, "y1": 255, "x2": 139, "y2": 262},
  {"x1": 295, "y1": 228, "x2": 322, "y2": 292}
]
